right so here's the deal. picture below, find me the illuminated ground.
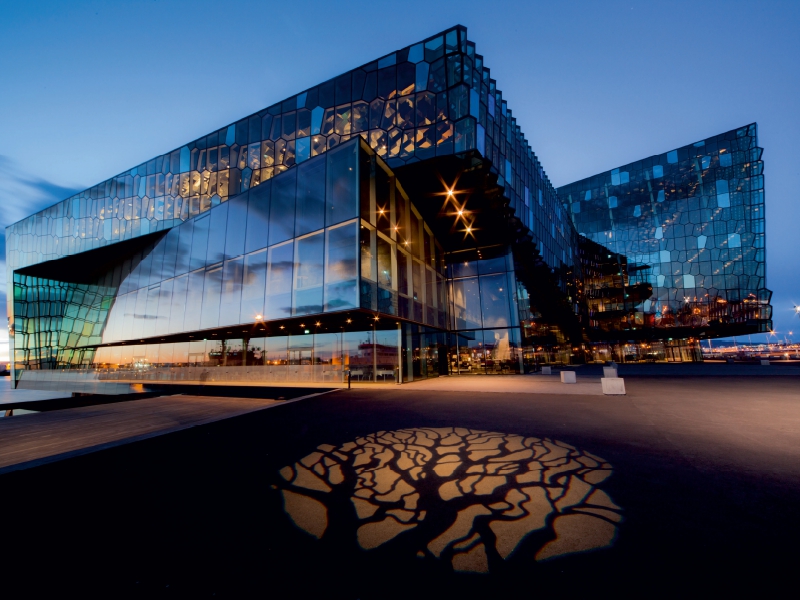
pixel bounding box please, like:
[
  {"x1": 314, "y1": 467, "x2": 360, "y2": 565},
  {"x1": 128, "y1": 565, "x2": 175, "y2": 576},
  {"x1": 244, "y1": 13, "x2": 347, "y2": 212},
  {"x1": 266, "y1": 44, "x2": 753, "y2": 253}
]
[{"x1": 3, "y1": 368, "x2": 799, "y2": 597}]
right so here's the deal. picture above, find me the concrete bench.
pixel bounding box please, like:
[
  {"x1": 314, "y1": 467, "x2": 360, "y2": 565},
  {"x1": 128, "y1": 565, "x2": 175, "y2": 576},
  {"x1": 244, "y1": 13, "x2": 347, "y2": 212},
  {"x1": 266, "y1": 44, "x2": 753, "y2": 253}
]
[
  {"x1": 541, "y1": 366, "x2": 552, "y2": 375},
  {"x1": 603, "y1": 366, "x2": 618, "y2": 378},
  {"x1": 601, "y1": 377, "x2": 626, "y2": 395},
  {"x1": 760, "y1": 359, "x2": 770, "y2": 366},
  {"x1": 560, "y1": 371, "x2": 576, "y2": 384}
]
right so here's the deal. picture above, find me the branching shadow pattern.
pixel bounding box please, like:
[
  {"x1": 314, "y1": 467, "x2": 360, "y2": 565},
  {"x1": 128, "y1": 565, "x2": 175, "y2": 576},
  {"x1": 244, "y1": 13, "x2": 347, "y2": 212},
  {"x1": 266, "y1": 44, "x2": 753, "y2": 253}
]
[{"x1": 276, "y1": 427, "x2": 622, "y2": 573}]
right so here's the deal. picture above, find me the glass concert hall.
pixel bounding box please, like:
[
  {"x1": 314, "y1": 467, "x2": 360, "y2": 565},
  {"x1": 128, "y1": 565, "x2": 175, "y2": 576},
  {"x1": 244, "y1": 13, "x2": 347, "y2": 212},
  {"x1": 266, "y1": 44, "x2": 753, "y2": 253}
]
[{"x1": 6, "y1": 26, "x2": 772, "y2": 389}]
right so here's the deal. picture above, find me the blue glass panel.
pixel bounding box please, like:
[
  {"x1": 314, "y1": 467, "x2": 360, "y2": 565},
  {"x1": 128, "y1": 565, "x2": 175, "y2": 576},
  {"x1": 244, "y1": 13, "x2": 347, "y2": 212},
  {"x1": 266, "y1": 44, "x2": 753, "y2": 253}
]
[
  {"x1": 174, "y1": 221, "x2": 194, "y2": 276},
  {"x1": 269, "y1": 169, "x2": 297, "y2": 245},
  {"x1": 219, "y1": 257, "x2": 244, "y2": 326},
  {"x1": 479, "y1": 273, "x2": 510, "y2": 328},
  {"x1": 265, "y1": 241, "x2": 293, "y2": 320},
  {"x1": 245, "y1": 182, "x2": 270, "y2": 254},
  {"x1": 168, "y1": 274, "x2": 187, "y2": 334},
  {"x1": 240, "y1": 248, "x2": 267, "y2": 322},
  {"x1": 200, "y1": 265, "x2": 222, "y2": 329},
  {"x1": 295, "y1": 156, "x2": 326, "y2": 236},
  {"x1": 451, "y1": 277, "x2": 481, "y2": 329},
  {"x1": 324, "y1": 221, "x2": 358, "y2": 311},
  {"x1": 190, "y1": 214, "x2": 210, "y2": 271},
  {"x1": 293, "y1": 232, "x2": 324, "y2": 316},
  {"x1": 206, "y1": 203, "x2": 228, "y2": 265},
  {"x1": 184, "y1": 269, "x2": 204, "y2": 331},
  {"x1": 224, "y1": 193, "x2": 248, "y2": 259},
  {"x1": 325, "y1": 141, "x2": 358, "y2": 227}
]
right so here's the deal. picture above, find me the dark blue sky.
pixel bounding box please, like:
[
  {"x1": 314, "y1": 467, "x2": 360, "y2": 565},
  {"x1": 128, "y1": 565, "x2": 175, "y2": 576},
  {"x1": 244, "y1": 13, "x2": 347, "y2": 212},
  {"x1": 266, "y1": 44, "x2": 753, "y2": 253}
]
[{"x1": 1, "y1": 0, "x2": 798, "y2": 358}]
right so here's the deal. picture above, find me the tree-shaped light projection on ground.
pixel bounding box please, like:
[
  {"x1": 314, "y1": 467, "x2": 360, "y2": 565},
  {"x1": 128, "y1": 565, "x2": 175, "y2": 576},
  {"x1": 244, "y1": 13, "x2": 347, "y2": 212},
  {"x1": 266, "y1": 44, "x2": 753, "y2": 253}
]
[{"x1": 275, "y1": 428, "x2": 622, "y2": 572}]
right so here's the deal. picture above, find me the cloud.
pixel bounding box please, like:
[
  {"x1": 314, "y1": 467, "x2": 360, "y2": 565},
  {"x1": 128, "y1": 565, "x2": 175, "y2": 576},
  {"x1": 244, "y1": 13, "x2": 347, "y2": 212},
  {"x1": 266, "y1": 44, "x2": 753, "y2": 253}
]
[{"x1": 0, "y1": 153, "x2": 85, "y2": 226}]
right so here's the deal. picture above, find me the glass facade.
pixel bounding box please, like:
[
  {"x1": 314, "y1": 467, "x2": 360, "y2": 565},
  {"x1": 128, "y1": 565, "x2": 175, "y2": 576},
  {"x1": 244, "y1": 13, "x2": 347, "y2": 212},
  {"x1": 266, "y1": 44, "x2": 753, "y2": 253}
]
[
  {"x1": 6, "y1": 28, "x2": 773, "y2": 389},
  {"x1": 559, "y1": 124, "x2": 772, "y2": 346}
]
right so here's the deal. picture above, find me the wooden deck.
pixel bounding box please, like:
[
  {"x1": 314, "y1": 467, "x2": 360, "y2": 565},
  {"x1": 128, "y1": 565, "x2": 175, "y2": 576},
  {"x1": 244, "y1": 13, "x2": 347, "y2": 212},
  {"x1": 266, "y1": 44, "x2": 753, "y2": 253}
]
[{"x1": 0, "y1": 395, "x2": 283, "y2": 474}]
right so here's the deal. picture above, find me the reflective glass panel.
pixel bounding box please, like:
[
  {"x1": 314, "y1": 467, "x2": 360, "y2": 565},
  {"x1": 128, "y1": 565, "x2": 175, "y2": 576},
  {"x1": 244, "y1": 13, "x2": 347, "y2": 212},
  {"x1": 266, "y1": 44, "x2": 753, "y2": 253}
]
[
  {"x1": 295, "y1": 156, "x2": 326, "y2": 236},
  {"x1": 219, "y1": 257, "x2": 244, "y2": 326},
  {"x1": 206, "y1": 203, "x2": 228, "y2": 265},
  {"x1": 326, "y1": 142, "x2": 358, "y2": 226},
  {"x1": 245, "y1": 181, "x2": 271, "y2": 253},
  {"x1": 479, "y1": 273, "x2": 510, "y2": 327},
  {"x1": 269, "y1": 169, "x2": 296, "y2": 245},
  {"x1": 265, "y1": 242, "x2": 293, "y2": 320},
  {"x1": 324, "y1": 221, "x2": 358, "y2": 311},
  {"x1": 200, "y1": 265, "x2": 223, "y2": 329},
  {"x1": 184, "y1": 269, "x2": 205, "y2": 331},
  {"x1": 224, "y1": 193, "x2": 248, "y2": 260},
  {"x1": 240, "y1": 249, "x2": 267, "y2": 322},
  {"x1": 293, "y1": 231, "x2": 324, "y2": 316},
  {"x1": 190, "y1": 214, "x2": 210, "y2": 271}
]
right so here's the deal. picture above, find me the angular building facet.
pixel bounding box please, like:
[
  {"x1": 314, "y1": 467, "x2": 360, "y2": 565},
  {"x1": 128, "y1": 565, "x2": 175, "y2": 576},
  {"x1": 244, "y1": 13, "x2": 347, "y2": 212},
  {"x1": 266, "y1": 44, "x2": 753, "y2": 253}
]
[
  {"x1": 5, "y1": 26, "x2": 772, "y2": 390},
  {"x1": 558, "y1": 124, "x2": 772, "y2": 361}
]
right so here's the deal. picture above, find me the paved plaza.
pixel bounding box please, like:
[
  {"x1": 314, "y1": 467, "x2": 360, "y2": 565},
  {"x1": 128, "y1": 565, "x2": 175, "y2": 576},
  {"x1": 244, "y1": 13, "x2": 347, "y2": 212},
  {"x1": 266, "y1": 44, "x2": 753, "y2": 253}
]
[{"x1": 2, "y1": 365, "x2": 799, "y2": 597}]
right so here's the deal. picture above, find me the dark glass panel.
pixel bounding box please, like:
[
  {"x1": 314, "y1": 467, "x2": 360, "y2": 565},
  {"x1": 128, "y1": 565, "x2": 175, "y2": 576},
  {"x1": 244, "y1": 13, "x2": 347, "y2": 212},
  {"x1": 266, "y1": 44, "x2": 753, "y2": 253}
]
[
  {"x1": 370, "y1": 99, "x2": 385, "y2": 129},
  {"x1": 478, "y1": 255, "x2": 507, "y2": 275},
  {"x1": 428, "y1": 57, "x2": 446, "y2": 93},
  {"x1": 416, "y1": 92, "x2": 435, "y2": 126},
  {"x1": 270, "y1": 116, "x2": 282, "y2": 141},
  {"x1": 362, "y1": 71, "x2": 377, "y2": 100},
  {"x1": 397, "y1": 62, "x2": 415, "y2": 96},
  {"x1": 398, "y1": 251, "x2": 410, "y2": 295},
  {"x1": 377, "y1": 235, "x2": 393, "y2": 288},
  {"x1": 335, "y1": 73, "x2": 352, "y2": 104},
  {"x1": 269, "y1": 168, "x2": 297, "y2": 244},
  {"x1": 319, "y1": 80, "x2": 335, "y2": 108},
  {"x1": 352, "y1": 70, "x2": 366, "y2": 100},
  {"x1": 305, "y1": 86, "x2": 318, "y2": 108},
  {"x1": 378, "y1": 66, "x2": 396, "y2": 99},
  {"x1": 261, "y1": 114, "x2": 273, "y2": 140},
  {"x1": 297, "y1": 109, "x2": 311, "y2": 138},
  {"x1": 245, "y1": 181, "x2": 271, "y2": 253},
  {"x1": 325, "y1": 141, "x2": 358, "y2": 227},
  {"x1": 295, "y1": 157, "x2": 326, "y2": 236},
  {"x1": 352, "y1": 101, "x2": 369, "y2": 133},
  {"x1": 397, "y1": 95, "x2": 414, "y2": 129},
  {"x1": 282, "y1": 111, "x2": 296, "y2": 140},
  {"x1": 479, "y1": 273, "x2": 510, "y2": 327},
  {"x1": 451, "y1": 277, "x2": 481, "y2": 329},
  {"x1": 235, "y1": 120, "x2": 248, "y2": 146},
  {"x1": 224, "y1": 192, "x2": 248, "y2": 259},
  {"x1": 248, "y1": 115, "x2": 261, "y2": 143},
  {"x1": 451, "y1": 259, "x2": 477, "y2": 278}
]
